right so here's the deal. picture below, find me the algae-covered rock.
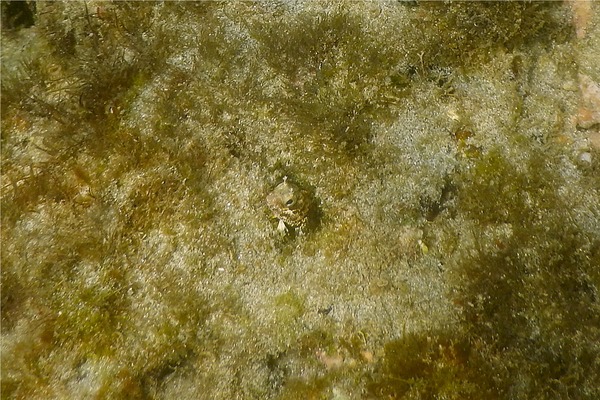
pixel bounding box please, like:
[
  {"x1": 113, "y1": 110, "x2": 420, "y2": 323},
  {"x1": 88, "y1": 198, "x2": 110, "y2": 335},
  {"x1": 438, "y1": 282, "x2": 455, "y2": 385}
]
[{"x1": 2, "y1": 1, "x2": 599, "y2": 398}]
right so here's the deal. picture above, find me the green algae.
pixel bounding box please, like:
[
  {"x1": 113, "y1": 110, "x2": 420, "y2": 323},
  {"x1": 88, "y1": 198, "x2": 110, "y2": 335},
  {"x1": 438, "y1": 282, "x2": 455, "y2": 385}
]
[{"x1": 2, "y1": 1, "x2": 599, "y2": 399}]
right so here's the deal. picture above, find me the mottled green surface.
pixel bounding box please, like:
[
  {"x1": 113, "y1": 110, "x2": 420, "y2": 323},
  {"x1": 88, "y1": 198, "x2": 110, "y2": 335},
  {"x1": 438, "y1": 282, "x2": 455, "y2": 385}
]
[{"x1": 2, "y1": 1, "x2": 599, "y2": 399}]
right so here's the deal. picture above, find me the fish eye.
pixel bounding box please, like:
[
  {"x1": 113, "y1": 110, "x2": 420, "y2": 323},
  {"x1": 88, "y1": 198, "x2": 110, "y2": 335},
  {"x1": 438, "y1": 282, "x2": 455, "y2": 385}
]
[{"x1": 285, "y1": 198, "x2": 295, "y2": 207}]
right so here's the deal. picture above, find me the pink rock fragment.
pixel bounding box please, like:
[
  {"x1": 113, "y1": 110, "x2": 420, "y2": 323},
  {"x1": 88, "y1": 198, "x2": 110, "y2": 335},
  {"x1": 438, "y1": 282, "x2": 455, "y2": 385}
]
[{"x1": 577, "y1": 74, "x2": 600, "y2": 129}]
